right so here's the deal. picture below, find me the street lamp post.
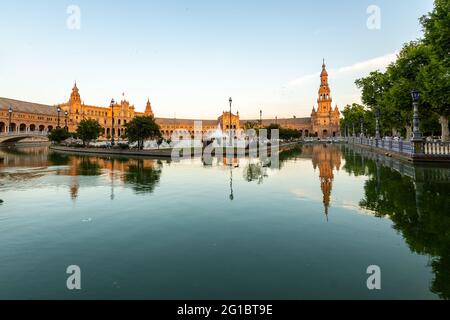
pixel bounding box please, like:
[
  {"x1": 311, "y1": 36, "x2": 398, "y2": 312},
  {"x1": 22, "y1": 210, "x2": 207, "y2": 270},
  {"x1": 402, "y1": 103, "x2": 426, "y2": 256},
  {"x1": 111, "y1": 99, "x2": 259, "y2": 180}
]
[
  {"x1": 111, "y1": 99, "x2": 115, "y2": 146},
  {"x1": 360, "y1": 118, "x2": 364, "y2": 138},
  {"x1": 8, "y1": 106, "x2": 13, "y2": 134},
  {"x1": 411, "y1": 90, "x2": 424, "y2": 155},
  {"x1": 375, "y1": 108, "x2": 381, "y2": 147},
  {"x1": 229, "y1": 97, "x2": 232, "y2": 146},
  {"x1": 352, "y1": 122, "x2": 356, "y2": 137},
  {"x1": 64, "y1": 111, "x2": 69, "y2": 131},
  {"x1": 411, "y1": 90, "x2": 422, "y2": 140},
  {"x1": 57, "y1": 106, "x2": 61, "y2": 129},
  {"x1": 260, "y1": 110, "x2": 262, "y2": 127}
]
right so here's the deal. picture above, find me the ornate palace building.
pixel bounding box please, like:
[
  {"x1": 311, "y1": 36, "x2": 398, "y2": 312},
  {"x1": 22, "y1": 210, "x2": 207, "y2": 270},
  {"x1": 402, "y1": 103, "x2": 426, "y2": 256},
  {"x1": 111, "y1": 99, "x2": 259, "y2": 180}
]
[{"x1": 0, "y1": 61, "x2": 340, "y2": 140}]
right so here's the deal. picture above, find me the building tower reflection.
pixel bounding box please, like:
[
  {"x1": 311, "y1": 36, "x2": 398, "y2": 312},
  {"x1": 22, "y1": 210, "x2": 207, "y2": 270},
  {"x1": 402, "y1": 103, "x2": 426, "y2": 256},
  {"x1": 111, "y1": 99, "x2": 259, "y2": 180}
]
[
  {"x1": 68, "y1": 159, "x2": 80, "y2": 201},
  {"x1": 70, "y1": 177, "x2": 79, "y2": 201},
  {"x1": 311, "y1": 145, "x2": 341, "y2": 221}
]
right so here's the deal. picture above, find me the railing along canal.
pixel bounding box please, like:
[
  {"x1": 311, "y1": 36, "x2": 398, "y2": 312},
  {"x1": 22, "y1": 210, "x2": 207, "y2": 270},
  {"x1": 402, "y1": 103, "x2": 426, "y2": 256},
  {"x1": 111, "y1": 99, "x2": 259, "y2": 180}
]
[{"x1": 345, "y1": 136, "x2": 450, "y2": 161}]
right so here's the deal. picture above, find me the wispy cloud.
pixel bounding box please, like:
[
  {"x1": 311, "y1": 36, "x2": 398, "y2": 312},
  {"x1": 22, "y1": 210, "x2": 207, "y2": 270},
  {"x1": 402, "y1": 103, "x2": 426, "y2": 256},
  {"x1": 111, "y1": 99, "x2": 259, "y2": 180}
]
[
  {"x1": 337, "y1": 52, "x2": 398, "y2": 74},
  {"x1": 288, "y1": 52, "x2": 398, "y2": 88}
]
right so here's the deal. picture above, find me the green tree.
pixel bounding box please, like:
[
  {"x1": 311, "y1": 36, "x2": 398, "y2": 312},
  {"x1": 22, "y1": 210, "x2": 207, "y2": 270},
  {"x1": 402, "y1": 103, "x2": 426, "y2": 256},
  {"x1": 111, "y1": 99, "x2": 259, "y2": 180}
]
[
  {"x1": 355, "y1": 71, "x2": 396, "y2": 135},
  {"x1": 418, "y1": 57, "x2": 450, "y2": 140},
  {"x1": 355, "y1": 71, "x2": 390, "y2": 111},
  {"x1": 261, "y1": 124, "x2": 302, "y2": 140},
  {"x1": 76, "y1": 119, "x2": 103, "y2": 147},
  {"x1": 385, "y1": 42, "x2": 434, "y2": 137},
  {"x1": 340, "y1": 103, "x2": 375, "y2": 136},
  {"x1": 420, "y1": 0, "x2": 450, "y2": 141},
  {"x1": 355, "y1": 1, "x2": 450, "y2": 141},
  {"x1": 126, "y1": 116, "x2": 161, "y2": 150},
  {"x1": 356, "y1": 42, "x2": 439, "y2": 138},
  {"x1": 244, "y1": 121, "x2": 259, "y2": 130},
  {"x1": 420, "y1": 0, "x2": 450, "y2": 67},
  {"x1": 48, "y1": 128, "x2": 71, "y2": 144}
]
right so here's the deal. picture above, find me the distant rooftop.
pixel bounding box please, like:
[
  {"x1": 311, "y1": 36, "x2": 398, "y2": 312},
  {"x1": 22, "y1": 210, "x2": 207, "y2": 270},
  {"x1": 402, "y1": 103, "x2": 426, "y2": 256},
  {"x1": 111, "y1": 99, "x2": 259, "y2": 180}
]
[{"x1": 0, "y1": 97, "x2": 57, "y2": 116}]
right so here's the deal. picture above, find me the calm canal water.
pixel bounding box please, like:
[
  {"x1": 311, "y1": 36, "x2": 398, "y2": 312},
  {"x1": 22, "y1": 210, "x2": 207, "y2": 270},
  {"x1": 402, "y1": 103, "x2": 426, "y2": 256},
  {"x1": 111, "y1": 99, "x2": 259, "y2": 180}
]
[{"x1": 0, "y1": 145, "x2": 449, "y2": 300}]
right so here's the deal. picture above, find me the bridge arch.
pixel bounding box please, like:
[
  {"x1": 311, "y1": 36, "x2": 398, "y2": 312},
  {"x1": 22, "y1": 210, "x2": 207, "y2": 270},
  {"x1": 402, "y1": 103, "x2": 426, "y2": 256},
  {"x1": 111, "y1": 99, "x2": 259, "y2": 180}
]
[
  {"x1": 0, "y1": 132, "x2": 49, "y2": 145},
  {"x1": 30, "y1": 124, "x2": 36, "y2": 132},
  {"x1": 19, "y1": 124, "x2": 27, "y2": 132}
]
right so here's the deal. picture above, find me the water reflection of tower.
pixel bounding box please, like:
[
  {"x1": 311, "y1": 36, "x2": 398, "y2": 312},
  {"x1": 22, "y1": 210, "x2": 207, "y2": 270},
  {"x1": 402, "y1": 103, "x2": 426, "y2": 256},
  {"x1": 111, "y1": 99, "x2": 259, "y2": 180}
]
[
  {"x1": 68, "y1": 159, "x2": 79, "y2": 201},
  {"x1": 311, "y1": 145, "x2": 341, "y2": 220},
  {"x1": 70, "y1": 178, "x2": 79, "y2": 201}
]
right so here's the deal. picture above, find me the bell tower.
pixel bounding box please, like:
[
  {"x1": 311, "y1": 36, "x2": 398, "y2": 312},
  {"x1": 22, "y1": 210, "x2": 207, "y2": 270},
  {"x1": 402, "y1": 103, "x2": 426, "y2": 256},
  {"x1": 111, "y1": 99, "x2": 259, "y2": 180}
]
[
  {"x1": 68, "y1": 82, "x2": 82, "y2": 115},
  {"x1": 317, "y1": 59, "x2": 332, "y2": 114},
  {"x1": 69, "y1": 82, "x2": 81, "y2": 105},
  {"x1": 144, "y1": 98, "x2": 154, "y2": 117},
  {"x1": 311, "y1": 60, "x2": 341, "y2": 138}
]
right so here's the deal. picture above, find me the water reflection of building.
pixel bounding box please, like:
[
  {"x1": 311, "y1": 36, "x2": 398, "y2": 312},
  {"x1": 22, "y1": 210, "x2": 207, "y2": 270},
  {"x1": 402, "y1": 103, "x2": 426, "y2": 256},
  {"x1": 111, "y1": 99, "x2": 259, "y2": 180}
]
[
  {"x1": 0, "y1": 147, "x2": 50, "y2": 168},
  {"x1": 310, "y1": 145, "x2": 341, "y2": 220}
]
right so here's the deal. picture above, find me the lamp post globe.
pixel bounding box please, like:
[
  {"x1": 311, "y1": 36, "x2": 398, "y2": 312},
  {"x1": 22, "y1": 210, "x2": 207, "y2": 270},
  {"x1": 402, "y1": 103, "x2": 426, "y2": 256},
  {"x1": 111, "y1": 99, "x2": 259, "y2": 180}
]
[
  {"x1": 360, "y1": 118, "x2": 364, "y2": 138},
  {"x1": 228, "y1": 97, "x2": 232, "y2": 146},
  {"x1": 375, "y1": 108, "x2": 381, "y2": 141},
  {"x1": 411, "y1": 89, "x2": 423, "y2": 144},
  {"x1": 64, "y1": 111, "x2": 69, "y2": 131},
  {"x1": 57, "y1": 106, "x2": 61, "y2": 129},
  {"x1": 110, "y1": 99, "x2": 115, "y2": 146},
  {"x1": 411, "y1": 90, "x2": 420, "y2": 103},
  {"x1": 8, "y1": 106, "x2": 13, "y2": 133}
]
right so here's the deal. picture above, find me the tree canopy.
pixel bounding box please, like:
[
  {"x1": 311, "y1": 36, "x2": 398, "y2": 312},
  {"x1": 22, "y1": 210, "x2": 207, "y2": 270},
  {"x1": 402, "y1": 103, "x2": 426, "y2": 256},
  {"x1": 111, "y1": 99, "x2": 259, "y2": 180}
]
[
  {"x1": 352, "y1": 0, "x2": 450, "y2": 140},
  {"x1": 48, "y1": 128, "x2": 71, "y2": 144},
  {"x1": 126, "y1": 116, "x2": 162, "y2": 149},
  {"x1": 76, "y1": 119, "x2": 103, "y2": 146}
]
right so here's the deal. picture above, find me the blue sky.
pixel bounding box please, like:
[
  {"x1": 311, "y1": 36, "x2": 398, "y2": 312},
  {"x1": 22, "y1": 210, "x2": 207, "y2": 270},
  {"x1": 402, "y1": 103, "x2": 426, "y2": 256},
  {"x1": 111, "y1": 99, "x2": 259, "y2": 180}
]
[{"x1": 0, "y1": 0, "x2": 434, "y2": 119}]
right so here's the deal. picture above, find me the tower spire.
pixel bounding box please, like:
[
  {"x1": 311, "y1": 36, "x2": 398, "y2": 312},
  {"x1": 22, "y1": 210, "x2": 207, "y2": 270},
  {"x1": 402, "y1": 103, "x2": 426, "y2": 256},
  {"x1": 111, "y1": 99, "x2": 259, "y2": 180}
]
[
  {"x1": 70, "y1": 82, "x2": 81, "y2": 104},
  {"x1": 145, "y1": 98, "x2": 154, "y2": 116}
]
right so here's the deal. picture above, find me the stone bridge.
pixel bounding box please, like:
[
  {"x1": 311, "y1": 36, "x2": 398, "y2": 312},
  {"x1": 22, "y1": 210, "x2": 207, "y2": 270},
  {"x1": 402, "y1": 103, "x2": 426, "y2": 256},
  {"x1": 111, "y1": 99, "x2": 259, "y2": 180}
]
[{"x1": 0, "y1": 132, "x2": 49, "y2": 144}]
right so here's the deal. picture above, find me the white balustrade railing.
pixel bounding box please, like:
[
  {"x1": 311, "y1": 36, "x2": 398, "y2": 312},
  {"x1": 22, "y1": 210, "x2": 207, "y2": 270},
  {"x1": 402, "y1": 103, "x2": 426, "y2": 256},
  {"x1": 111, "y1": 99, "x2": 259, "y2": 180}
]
[
  {"x1": 345, "y1": 136, "x2": 449, "y2": 157},
  {"x1": 424, "y1": 141, "x2": 450, "y2": 155}
]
